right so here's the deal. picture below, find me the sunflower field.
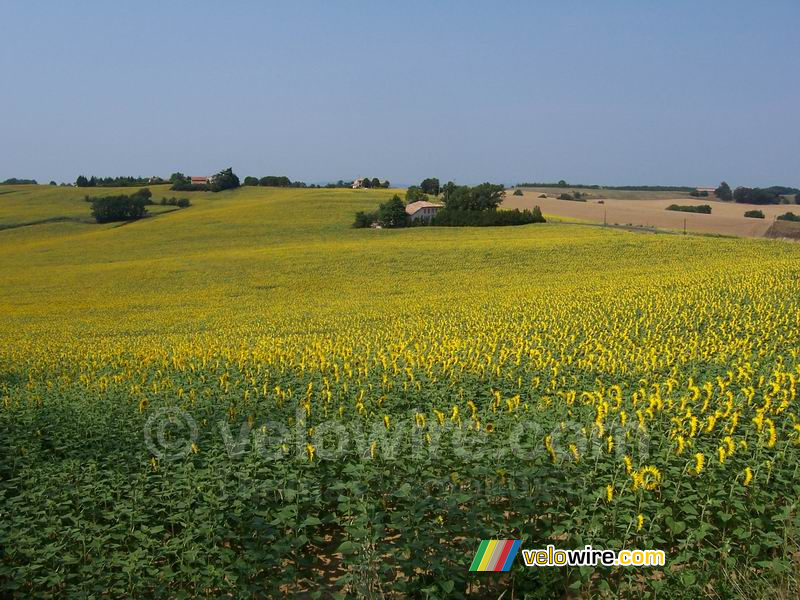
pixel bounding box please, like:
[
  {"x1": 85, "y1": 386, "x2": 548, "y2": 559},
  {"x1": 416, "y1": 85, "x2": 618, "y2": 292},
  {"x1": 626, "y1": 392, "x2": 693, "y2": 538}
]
[{"x1": 1, "y1": 185, "x2": 799, "y2": 598}]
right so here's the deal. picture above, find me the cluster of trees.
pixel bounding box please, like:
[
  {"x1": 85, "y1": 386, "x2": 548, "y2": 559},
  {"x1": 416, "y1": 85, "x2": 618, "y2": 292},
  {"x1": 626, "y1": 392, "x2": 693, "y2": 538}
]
[
  {"x1": 714, "y1": 182, "x2": 800, "y2": 204},
  {"x1": 242, "y1": 176, "x2": 310, "y2": 187},
  {"x1": 353, "y1": 195, "x2": 408, "y2": 229},
  {"x1": 744, "y1": 210, "x2": 765, "y2": 219},
  {"x1": 87, "y1": 187, "x2": 191, "y2": 223},
  {"x1": 666, "y1": 204, "x2": 712, "y2": 214},
  {"x1": 169, "y1": 168, "x2": 240, "y2": 192},
  {"x1": 76, "y1": 175, "x2": 162, "y2": 187},
  {"x1": 357, "y1": 177, "x2": 391, "y2": 189},
  {"x1": 689, "y1": 190, "x2": 710, "y2": 197},
  {"x1": 777, "y1": 212, "x2": 800, "y2": 222},
  {"x1": 1, "y1": 178, "x2": 37, "y2": 185},
  {"x1": 558, "y1": 191, "x2": 587, "y2": 202},
  {"x1": 89, "y1": 188, "x2": 152, "y2": 223}
]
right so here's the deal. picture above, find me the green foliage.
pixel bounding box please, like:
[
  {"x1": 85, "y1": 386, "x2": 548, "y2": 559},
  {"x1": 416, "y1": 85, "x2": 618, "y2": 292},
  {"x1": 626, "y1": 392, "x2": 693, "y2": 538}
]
[
  {"x1": 512, "y1": 189, "x2": 523, "y2": 196},
  {"x1": 666, "y1": 204, "x2": 712, "y2": 214},
  {"x1": 432, "y1": 207, "x2": 544, "y2": 226},
  {"x1": 405, "y1": 186, "x2": 428, "y2": 203},
  {"x1": 258, "y1": 176, "x2": 293, "y2": 187},
  {"x1": 378, "y1": 195, "x2": 409, "y2": 228},
  {"x1": 690, "y1": 190, "x2": 710, "y2": 197},
  {"x1": 733, "y1": 187, "x2": 781, "y2": 205},
  {"x1": 1, "y1": 178, "x2": 37, "y2": 185},
  {"x1": 776, "y1": 212, "x2": 800, "y2": 222},
  {"x1": 420, "y1": 178, "x2": 440, "y2": 196},
  {"x1": 210, "y1": 168, "x2": 240, "y2": 192},
  {"x1": 442, "y1": 183, "x2": 505, "y2": 211},
  {"x1": 559, "y1": 192, "x2": 586, "y2": 202},
  {"x1": 352, "y1": 210, "x2": 377, "y2": 228},
  {"x1": 516, "y1": 182, "x2": 697, "y2": 192},
  {"x1": 715, "y1": 181, "x2": 733, "y2": 201},
  {"x1": 744, "y1": 210, "x2": 765, "y2": 219},
  {"x1": 243, "y1": 176, "x2": 259, "y2": 186},
  {"x1": 89, "y1": 193, "x2": 149, "y2": 223}
]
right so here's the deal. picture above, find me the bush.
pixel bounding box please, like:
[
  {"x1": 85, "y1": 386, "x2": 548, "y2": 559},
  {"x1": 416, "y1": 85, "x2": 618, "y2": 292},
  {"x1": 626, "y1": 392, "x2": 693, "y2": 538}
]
[
  {"x1": 170, "y1": 182, "x2": 210, "y2": 192},
  {"x1": 512, "y1": 189, "x2": 523, "y2": 196},
  {"x1": 666, "y1": 204, "x2": 712, "y2": 214},
  {"x1": 432, "y1": 207, "x2": 545, "y2": 227},
  {"x1": 159, "y1": 196, "x2": 192, "y2": 208},
  {"x1": 689, "y1": 190, "x2": 709, "y2": 197},
  {"x1": 777, "y1": 212, "x2": 800, "y2": 222},
  {"x1": 353, "y1": 211, "x2": 378, "y2": 228},
  {"x1": 558, "y1": 193, "x2": 586, "y2": 202},
  {"x1": 90, "y1": 195, "x2": 149, "y2": 223},
  {"x1": 744, "y1": 210, "x2": 765, "y2": 219},
  {"x1": 243, "y1": 176, "x2": 259, "y2": 186},
  {"x1": 539, "y1": 194, "x2": 547, "y2": 198}
]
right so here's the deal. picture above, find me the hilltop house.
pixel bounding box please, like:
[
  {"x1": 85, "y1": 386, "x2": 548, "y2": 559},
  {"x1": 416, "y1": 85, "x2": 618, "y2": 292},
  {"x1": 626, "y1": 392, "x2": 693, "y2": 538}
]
[
  {"x1": 405, "y1": 200, "x2": 443, "y2": 222},
  {"x1": 191, "y1": 176, "x2": 212, "y2": 185},
  {"x1": 352, "y1": 177, "x2": 388, "y2": 189}
]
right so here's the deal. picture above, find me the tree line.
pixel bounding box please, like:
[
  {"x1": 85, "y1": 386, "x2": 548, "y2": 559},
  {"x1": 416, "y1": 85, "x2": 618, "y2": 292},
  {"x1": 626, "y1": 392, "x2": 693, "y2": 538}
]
[
  {"x1": 1, "y1": 178, "x2": 38, "y2": 185},
  {"x1": 714, "y1": 182, "x2": 800, "y2": 205},
  {"x1": 515, "y1": 181, "x2": 696, "y2": 192}
]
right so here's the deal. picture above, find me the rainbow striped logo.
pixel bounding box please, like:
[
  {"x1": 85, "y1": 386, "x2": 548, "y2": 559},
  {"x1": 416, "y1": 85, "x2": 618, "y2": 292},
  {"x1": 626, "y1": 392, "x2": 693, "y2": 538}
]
[{"x1": 469, "y1": 540, "x2": 521, "y2": 572}]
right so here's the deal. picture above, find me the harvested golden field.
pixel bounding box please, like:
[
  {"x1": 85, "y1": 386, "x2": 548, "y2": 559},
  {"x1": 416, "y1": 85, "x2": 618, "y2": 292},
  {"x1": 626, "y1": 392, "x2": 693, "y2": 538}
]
[
  {"x1": 505, "y1": 189, "x2": 797, "y2": 237},
  {"x1": 1, "y1": 184, "x2": 800, "y2": 598}
]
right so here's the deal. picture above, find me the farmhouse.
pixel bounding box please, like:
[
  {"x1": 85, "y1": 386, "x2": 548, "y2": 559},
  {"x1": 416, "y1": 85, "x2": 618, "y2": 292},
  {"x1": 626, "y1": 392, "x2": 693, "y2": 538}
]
[
  {"x1": 695, "y1": 187, "x2": 716, "y2": 194},
  {"x1": 352, "y1": 177, "x2": 388, "y2": 189},
  {"x1": 191, "y1": 176, "x2": 212, "y2": 185},
  {"x1": 405, "y1": 200, "x2": 443, "y2": 222}
]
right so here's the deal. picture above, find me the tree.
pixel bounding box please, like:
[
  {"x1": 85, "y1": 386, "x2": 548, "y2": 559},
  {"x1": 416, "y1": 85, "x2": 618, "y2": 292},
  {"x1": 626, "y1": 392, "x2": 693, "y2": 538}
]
[
  {"x1": 49, "y1": 181, "x2": 57, "y2": 186},
  {"x1": 210, "y1": 168, "x2": 240, "y2": 192},
  {"x1": 531, "y1": 205, "x2": 545, "y2": 223},
  {"x1": 441, "y1": 181, "x2": 458, "y2": 203},
  {"x1": 715, "y1": 181, "x2": 733, "y2": 201},
  {"x1": 169, "y1": 172, "x2": 188, "y2": 185},
  {"x1": 243, "y1": 176, "x2": 259, "y2": 186},
  {"x1": 131, "y1": 188, "x2": 152, "y2": 203},
  {"x1": 88, "y1": 176, "x2": 97, "y2": 187},
  {"x1": 371, "y1": 177, "x2": 381, "y2": 188},
  {"x1": 558, "y1": 180, "x2": 567, "y2": 187},
  {"x1": 382, "y1": 180, "x2": 390, "y2": 188},
  {"x1": 76, "y1": 175, "x2": 89, "y2": 187},
  {"x1": 361, "y1": 177, "x2": 372, "y2": 189},
  {"x1": 405, "y1": 186, "x2": 428, "y2": 203},
  {"x1": 420, "y1": 178, "x2": 440, "y2": 196},
  {"x1": 443, "y1": 183, "x2": 505, "y2": 211},
  {"x1": 378, "y1": 195, "x2": 409, "y2": 228}
]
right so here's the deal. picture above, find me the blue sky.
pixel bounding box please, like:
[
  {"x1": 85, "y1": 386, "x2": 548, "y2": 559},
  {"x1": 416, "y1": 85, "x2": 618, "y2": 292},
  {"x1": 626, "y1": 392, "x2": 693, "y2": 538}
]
[{"x1": 1, "y1": 1, "x2": 798, "y2": 187}]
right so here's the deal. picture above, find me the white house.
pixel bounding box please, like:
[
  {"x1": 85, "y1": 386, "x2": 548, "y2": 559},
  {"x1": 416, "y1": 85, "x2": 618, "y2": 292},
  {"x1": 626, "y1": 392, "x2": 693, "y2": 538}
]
[{"x1": 405, "y1": 200, "x2": 443, "y2": 222}]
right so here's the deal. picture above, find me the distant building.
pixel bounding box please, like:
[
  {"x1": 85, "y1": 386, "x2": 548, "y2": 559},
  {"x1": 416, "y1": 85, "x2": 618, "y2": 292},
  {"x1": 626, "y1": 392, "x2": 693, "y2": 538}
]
[
  {"x1": 695, "y1": 187, "x2": 716, "y2": 194},
  {"x1": 191, "y1": 176, "x2": 211, "y2": 185},
  {"x1": 406, "y1": 200, "x2": 443, "y2": 222},
  {"x1": 352, "y1": 177, "x2": 388, "y2": 189}
]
